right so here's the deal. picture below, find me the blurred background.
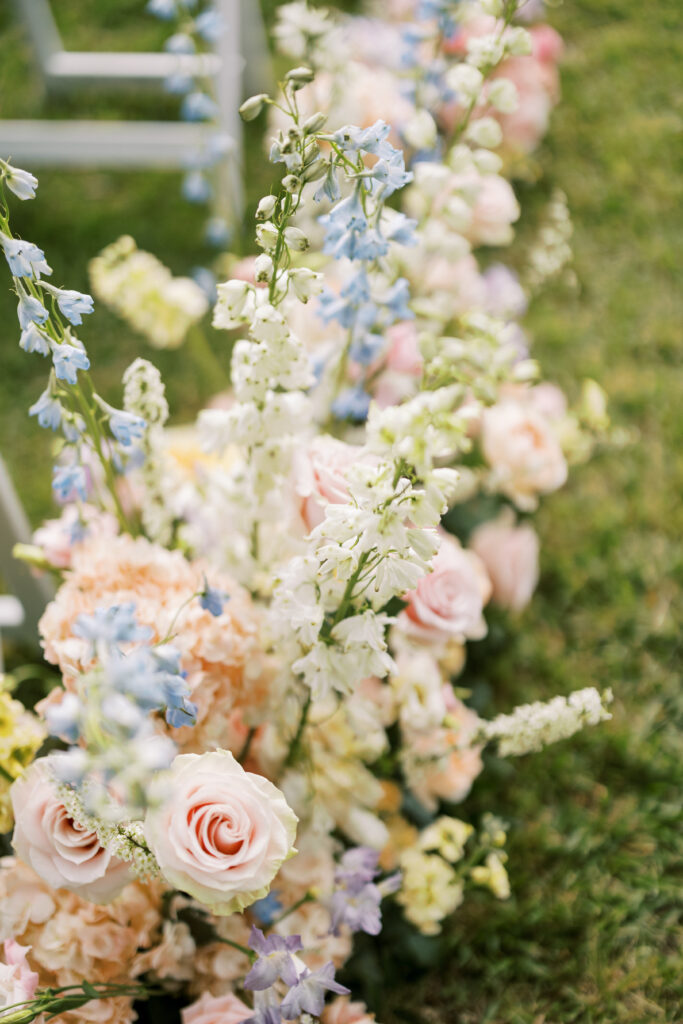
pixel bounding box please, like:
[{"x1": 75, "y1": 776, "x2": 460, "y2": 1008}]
[{"x1": 0, "y1": 1, "x2": 681, "y2": 1020}]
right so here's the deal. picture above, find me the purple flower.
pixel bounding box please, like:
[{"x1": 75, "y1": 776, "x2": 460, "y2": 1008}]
[
  {"x1": 244, "y1": 928, "x2": 302, "y2": 991},
  {"x1": 243, "y1": 1009, "x2": 282, "y2": 1024},
  {"x1": 280, "y1": 962, "x2": 349, "y2": 1019},
  {"x1": 330, "y1": 879, "x2": 382, "y2": 936},
  {"x1": 336, "y1": 847, "x2": 380, "y2": 884}
]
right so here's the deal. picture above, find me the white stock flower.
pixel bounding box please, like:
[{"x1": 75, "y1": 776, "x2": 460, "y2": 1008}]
[{"x1": 482, "y1": 688, "x2": 613, "y2": 756}]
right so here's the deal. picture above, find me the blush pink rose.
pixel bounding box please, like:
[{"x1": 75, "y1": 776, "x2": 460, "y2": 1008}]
[
  {"x1": 405, "y1": 689, "x2": 483, "y2": 810},
  {"x1": 482, "y1": 400, "x2": 568, "y2": 509},
  {"x1": 470, "y1": 510, "x2": 540, "y2": 612},
  {"x1": 11, "y1": 761, "x2": 132, "y2": 903},
  {"x1": 400, "y1": 535, "x2": 492, "y2": 643},
  {"x1": 0, "y1": 940, "x2": 39, "y2": 1011},
  {"x1": 143, "y1": 750, "x2": 297, "y2": 916},
  {"x1": 294, "y1": 436, "x2": 371, "y2": 531},
  {"x1": 181, "y1": 991, "x2": 251, "y2": 1024}
]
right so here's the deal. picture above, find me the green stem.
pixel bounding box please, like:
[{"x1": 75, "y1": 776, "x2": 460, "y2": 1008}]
[
  {"x1": 284, "y1": 690, "x2": 312, "y2": 768},
  {"x1": 270, "y1": 891, "x2": 315, "y2": 925}
]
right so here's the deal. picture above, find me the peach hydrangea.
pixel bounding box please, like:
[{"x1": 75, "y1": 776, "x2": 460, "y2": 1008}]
[{"x1": 38, "y1": 534, "x2": 273, "y2": 751}]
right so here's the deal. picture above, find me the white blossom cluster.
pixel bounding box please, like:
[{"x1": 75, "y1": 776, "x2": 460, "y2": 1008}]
[
  {"x1": 89, "y1": 235, "x2": 208, "y2": 349},
  {"x1": 525, "y1": 187, "x2": 575, "y2": 291},
  {"x1": 122, "y1": 358, "x2": 177, "y2": 544},
  {"x1": 57, "y1": 781, "x2": 161, "y2": 879},
  {"x1": 481, "y1": 687, "x2": 614, "y2": 756}
]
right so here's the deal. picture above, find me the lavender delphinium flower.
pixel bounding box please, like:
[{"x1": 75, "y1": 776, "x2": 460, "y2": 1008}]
[
  {"x1": 199, "y1": 577, "x2": 229, "y2": 617},
  {"x1": 50, "y1": 341, "x2": 90, "y2": 385},
  {"x1": 244, "y1": 928, "x2": 303, "y2": 991},
  {"x1": 279, "y1": 962, "x2": 349, "y2": 1019}
]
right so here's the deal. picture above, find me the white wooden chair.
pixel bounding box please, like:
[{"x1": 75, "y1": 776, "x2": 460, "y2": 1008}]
[{"x1": 0, "y1": 0, "x2": 273, "y2": 220}]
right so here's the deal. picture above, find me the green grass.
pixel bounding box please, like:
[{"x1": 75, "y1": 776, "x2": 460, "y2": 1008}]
[{"x1": 1, "y1": 1, "x2": 682, "y2": 1021}]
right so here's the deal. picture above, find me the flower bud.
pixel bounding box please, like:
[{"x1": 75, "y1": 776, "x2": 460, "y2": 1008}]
[
  {"x1": 256, "y1": 221, "x2": 279, "y2": 252},
  {"x1": 487, "y1": 78, "x2": 518, "y2": 113},
  {"x1": 303, "y1": 111, "x2": 328, "y2": 134},
  {"x1": 283, "y1": 226, "x2": 309, "y2": 251},
  {"x1": 256, "y1": 195, "x2": 278, "y2": 221},
  {"x1": 288, "y1": 267, "x2": 324, "y2": 303},
  {"x1": 254, "y1": 254, "x2": 274, "y2": 283},
  {"x1": 472, "y1": 148, "x2": 503, "y2": 174},
  {"x1": 239, "y1": 93, "x2": 269, "y2": 121},
  {"x1": 466, "y1": 116, "x2": 503, "y2": 149},
  {"x1": 505, "y1": 26, "x2": 532, "y2": 56},
  {"x1": 402, "y1": 109, "x2": 438, "y2": 151},
  {"x1": 282, "y1": 174, "x2": 300, "y2": 193},
  {"x1": 301, "y1": 159, "x2": 327, "y2": 183},
  {"x1": 284, "y1": 66, "x2": 315, "y2": 90},
  {"x1": 445, "y1": 64, "x2": 483, "y2": 103}
]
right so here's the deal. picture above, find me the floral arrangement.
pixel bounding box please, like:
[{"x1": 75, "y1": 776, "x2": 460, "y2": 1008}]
[{"x1": 0, "y1": 2, "x2": 614, "y2": 1023}]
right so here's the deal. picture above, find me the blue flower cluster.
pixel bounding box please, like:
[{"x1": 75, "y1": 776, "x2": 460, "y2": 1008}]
[
  {"x1": 243, "y1": 927, "x2": 349, "y2": 1022},
  {"x1": 0, "y1": 158, "x2": 149, "y2": 509},
  {"x1": 47, "y1": 603, "x2": 196, "y2": 801},
  {"x1": 314, "y1": 121, "x2": 418, "y2": 421}
]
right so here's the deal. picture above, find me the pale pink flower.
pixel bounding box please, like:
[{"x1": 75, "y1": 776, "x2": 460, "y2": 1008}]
[
  {"x1": 482, "y1": 400, "x2": 568, "y2": 509},
  {"x1": 294, "y1": 436, "x2": 372, "y2": 531},
  {"x1": 470, "y1": 510, "x2": 540, "y2": 612},
  {"x1": 400, "y1": 535, "x2": 492, "y2": 643},
  {"x1": 32, "y1": 505, "x2": 118, "y2": 571},
  {"x1": 144, "y1": 750, "x2": 298, "y2": 915},
  {"x1": 0, "y1": 940, "x2": 39, "y2": 1011},
  {"x1": 181, "y1": 991, "x2": 251, "y2": 1024},
  {"x1": 467, "y1": 175, "x2": 520, "y2": 247},
  {"x1": 11, "y1": 761, "x2": 132, "y2": 903},
  {"x1": 385, "y1": 322, "x2": 423, "y2": 376},
  {"x1": 323, "y1": 995, "x2": 376, "y2": 1024}
]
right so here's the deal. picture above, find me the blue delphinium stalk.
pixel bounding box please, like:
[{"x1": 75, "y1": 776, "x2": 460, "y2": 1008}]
[
  {"x1": 148, "y1": 2, "x2": 232, "y2": 256},
  {"x1": 0, "y1": 159, "x2": 147, "y2": 529},
  {"x1": 311, "y1": 119, "x2": 418, "y2": 419},
  {"x1": 49, "y1": 602, "x2": 197, "y2": 818}
]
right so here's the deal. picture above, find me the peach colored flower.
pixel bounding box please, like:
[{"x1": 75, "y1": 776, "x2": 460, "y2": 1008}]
[
  {"x1": 181, "y1": 991, "x2": 251, "y2": 1024},
  {"x1": 482, "y1": 400, "x2": 568, "y2": 509},
  {"x1": 400, "y1": 535, "x2": 491, "y2": 643},
  {"x1": 144, "y1": 751, "x2": 298, "y2": 915},
  {"x1": 385, "y1": 322, "x2": 422, "y2": 376},
  {"x1": 323, "y1": 996, "x2": 376, "y2": 1024},
  {"x1": 32, "y1": 505, "x2": 119, "y2": 571},
  {"x1": 0, "y1": 858, "x2": 162, "y2": 1024},
  {"x1": 470, "y1": 510, "x2": 540, "y2": 612},
  {"x1": 11, "y1": 761, "x2": 132, "y2": 903},
  {"x1": 405, "y1": 690, "x2": 483, "y2": 811},
  {"x1": 38, "y1": 534, "x2": 272, "y2": 752}
]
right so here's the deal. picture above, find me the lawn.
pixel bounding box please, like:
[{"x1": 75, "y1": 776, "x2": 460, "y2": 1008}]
[{"x1": 0, "y1": 1, "x2": 681, "y2": 1022}]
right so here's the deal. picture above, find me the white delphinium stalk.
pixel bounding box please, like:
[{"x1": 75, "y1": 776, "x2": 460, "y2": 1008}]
[
  {"x1": 480, "y1": 687, "x2": 613, "y2": 756},
  {"x1": 122, "y1": 358, "x2": 176, "y2": 545},
  {"x1": 525, "y1": 188, "x2": 575, "y2": 292}
]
